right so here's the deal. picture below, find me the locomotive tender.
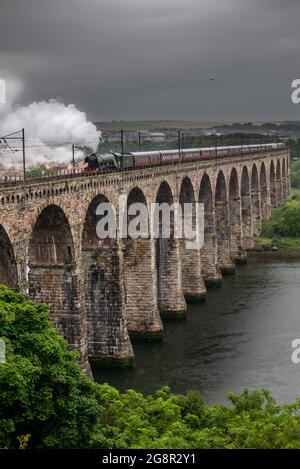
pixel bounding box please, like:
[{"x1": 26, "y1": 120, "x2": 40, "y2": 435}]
[{"x1": 84, "y1": 143, "x2": 284, "y2": 174}]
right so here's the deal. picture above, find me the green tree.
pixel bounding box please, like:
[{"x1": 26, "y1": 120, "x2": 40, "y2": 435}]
[
  {"x1": 0, "y1": 286, "x2": 102, "y2": 449},
  {"x1": 2, "y1": 286, "x2": 300, "y2": 449},
  {"x1": 261, "y1": 200, "x2": 300, "y2": 237}
]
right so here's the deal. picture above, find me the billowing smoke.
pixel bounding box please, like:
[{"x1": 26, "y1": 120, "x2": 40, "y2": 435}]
[{"x1": 0, "y1": 77, "x2": 100, "y2": 168}]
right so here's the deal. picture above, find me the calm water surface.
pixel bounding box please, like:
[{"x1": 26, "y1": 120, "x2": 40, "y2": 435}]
[{"x1": 93, "y1": 260, "x2": 300, "y2": 404}]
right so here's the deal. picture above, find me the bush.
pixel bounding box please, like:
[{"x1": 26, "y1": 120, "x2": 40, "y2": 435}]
[
  {"x1": 291, "y1": 159, "x2": 300, "y2": 188},
  {"x1": 261, "y1": 200, "x2": 300, "y2": 238},
  {"x1": 1, "y1": 286, "x2": 300, "y2": 449}
]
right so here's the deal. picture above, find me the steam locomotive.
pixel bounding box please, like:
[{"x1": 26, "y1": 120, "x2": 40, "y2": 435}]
[
  {"x1": 84, "y1": 153, "x2": 119, "y2": 172},
  {"x1": 84, "y1": 143, "x2": 285, "y2": 174}
]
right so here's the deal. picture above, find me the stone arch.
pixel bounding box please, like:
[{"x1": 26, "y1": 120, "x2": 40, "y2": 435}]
[
  {"x1": 28, "y1": 205, "x2": 80, "y2": 352},
  {"x1": 286, "y1": 156, "x2": 290, "y2": 188},
  {"x1": 123, "y1": 186, "x2": 162, "y2": 338},
  {"x1": 215, "y1": 171, "x2": 234, "y2": 274},
  {"x1": 155, "y1": 181, "x2": 186, "y2": 318},
  {"x1": 199, "y1": 173, "x2": 221, "y2": 286},
  {"x1": 282, "y1": 158, "x2": 287, "y2": 199},
  {"x1": 156, "y1": 181, "x2": 174, "y2": 202},
  {"x1": 251, "y1": 163, "x2": 261, "y2": 236},
  {"x1": 82, "y1": 194, "x2": 114, "y2": 249},
  {"x1": 241, "y1": 166, "x2": 253, "y2": 248},
  {"x1": 0, "y1": 225, "x2": 18, "y2": 290},
  {"x1": 29, "y1": 204, "x2": 74, "y2": 265},
  {"x1": 155, "y1": 181, "x2": 175, "y2": 239},
  {"x1": 82, "y1": 194, "x2": 133, "y2": 364},
  {"x1": 125, "y1": 187, "x2": 149, "y2": 237},
  {"x1": 251, "y1": 163, "x2": 259, "y2": 188},
  {"x1": 260, "y1": 162, "x2": 269, "y2": 220},
  {"x1": 179, "y1": 177, "x2": 206, "y2": 302},
  {"x1": 270, "y1": 160, "x2": 277, "y2": 208},
  {"x1": 276, "y1": 159, "x2": 282, "y2": 204},
  {"x1": 228, "y1": 168, "x2": 245, "y2": 262}
]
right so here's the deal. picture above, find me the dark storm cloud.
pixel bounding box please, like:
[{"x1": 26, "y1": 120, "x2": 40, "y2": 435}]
[{"x1": 0, "y1": 0, "x2": 300, "y2": 121}]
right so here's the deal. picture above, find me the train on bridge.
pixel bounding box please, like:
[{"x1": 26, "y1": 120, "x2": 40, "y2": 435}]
[{"x1": 84, "y1": 143, "x2": 285, "y2": 174}]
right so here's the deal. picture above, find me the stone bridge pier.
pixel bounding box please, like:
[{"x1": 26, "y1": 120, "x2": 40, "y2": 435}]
[{"x1": 0, "y1": 147, "x2": 290, "y2": 370}]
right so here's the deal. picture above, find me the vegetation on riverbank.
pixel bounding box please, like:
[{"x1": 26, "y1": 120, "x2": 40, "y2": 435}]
[
  {"x1": 1, "y1": 286, "x2": 300, "y2": 449},
  {"x1": 257, "y1": 236, "x2": 300, "y2": 250},
  {"x1": 255, "y1": 154, "x2": 300, "y2": 250},
  {"x1": 256, "y1": 182, "x2": 300, "y2": 251},
  {"x1": 290, "y1": 158, "x2": 300, "y2": 189},
  {"x1": 260, "y1": 199, "x2": 300, "y2": 239}
]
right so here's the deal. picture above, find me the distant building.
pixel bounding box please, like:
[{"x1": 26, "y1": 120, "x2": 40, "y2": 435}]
[
  {"x1": 101, "y1": 131, "x2": 122, "y2": 142},
  {"x1": 67, "y1": 160, "x2": 87, "y2": 172},
  {"x1": 100, "y1": 130, "x2": 167, "y2": 143},
  {"x1": 203, "y1": 129, "x2": 222, "y2": 136},
  {"x1": 148, "y1": 132, "x2": 166, "y2": 142}
]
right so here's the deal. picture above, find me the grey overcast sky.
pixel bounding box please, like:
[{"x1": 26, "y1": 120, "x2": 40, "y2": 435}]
[{"x1": 1, "y1": 0, "x2": 300, "y2": 121}]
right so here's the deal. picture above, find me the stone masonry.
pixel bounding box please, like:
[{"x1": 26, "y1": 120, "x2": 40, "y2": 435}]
[{"x1": 0, "y1": 147, "x2": 290, "y2": 369}]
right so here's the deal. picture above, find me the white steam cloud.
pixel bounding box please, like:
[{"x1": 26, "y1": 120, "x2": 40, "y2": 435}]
[{"x1": 0, "y1": 76, "x2": 100, "y2": 168}]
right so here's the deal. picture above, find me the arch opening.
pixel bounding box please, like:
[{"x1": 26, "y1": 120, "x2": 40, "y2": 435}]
[
  {"x1": 260, "y1": 162, "x2": 269, "y2": 221},
  {"x1": 126, "y1": 187, "x2": 149, "y2": 240},
  {"x1": 241, "y1": 166, "x2": 253, "y2": 248},
  {"x1": 29, "y1": 205, "x2": 74, "y2": 265},
  {"x1": 82, "y1": 194, "x2": 133, "y2": 362},
  {"x1": 179, "y1": 177, "x2": 206, "y2": 302},
  {"x1": 251, "y1": 164, "x2": 261, "y2": 237},
  {"x1": 282, "y1": 159, "x2": 287, "y2": 199},
  {"x1": 215, "y1": 171, "x2": 234, "y2": 274},
  {"x1": 155, "y1": 181, "x2": 186, "y2": 318},
  {"x1": 270, "y1": 160, "x2": 277, "y2": 208},
  {"x1": 28, "y1": 205, "x2": 79, "y2": 350},
  {"x1": 123, "y1": 187, "x2": 162, "y2": 337},
  {"x1": 82, "y1": 194, "x2": 114, "y2": 250},
  {"x1": 228, "y1": 168, "x2": 245, "y2": 261},
  {"x1": 199, "y1": 173, "x2": 221, "y2": 285},
  {"x1": 276, "y1": 159, "x2": 282, "y2": 204}
]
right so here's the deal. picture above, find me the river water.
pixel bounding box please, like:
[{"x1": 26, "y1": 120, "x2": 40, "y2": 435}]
[{"x1": 93, "y1": 260, "x2": 300, "y2": 404}]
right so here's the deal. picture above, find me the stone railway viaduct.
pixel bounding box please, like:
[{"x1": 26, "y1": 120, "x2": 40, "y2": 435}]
[{"x1": 0, "y1": 146, "x2": 290, "y2": 370}]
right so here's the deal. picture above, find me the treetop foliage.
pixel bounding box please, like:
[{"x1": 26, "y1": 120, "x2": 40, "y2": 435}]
[
  {"x1": 1, "y1": 286, "x2": 300, "y2": 449},
  {"x1": 261, "y1": 199, "x2": 300, "y2": 238}
]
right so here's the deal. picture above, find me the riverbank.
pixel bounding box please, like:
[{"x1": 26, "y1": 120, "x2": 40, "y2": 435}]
[{"x1": 248, "y1": 237, "x2": 300, "y2": 261}]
